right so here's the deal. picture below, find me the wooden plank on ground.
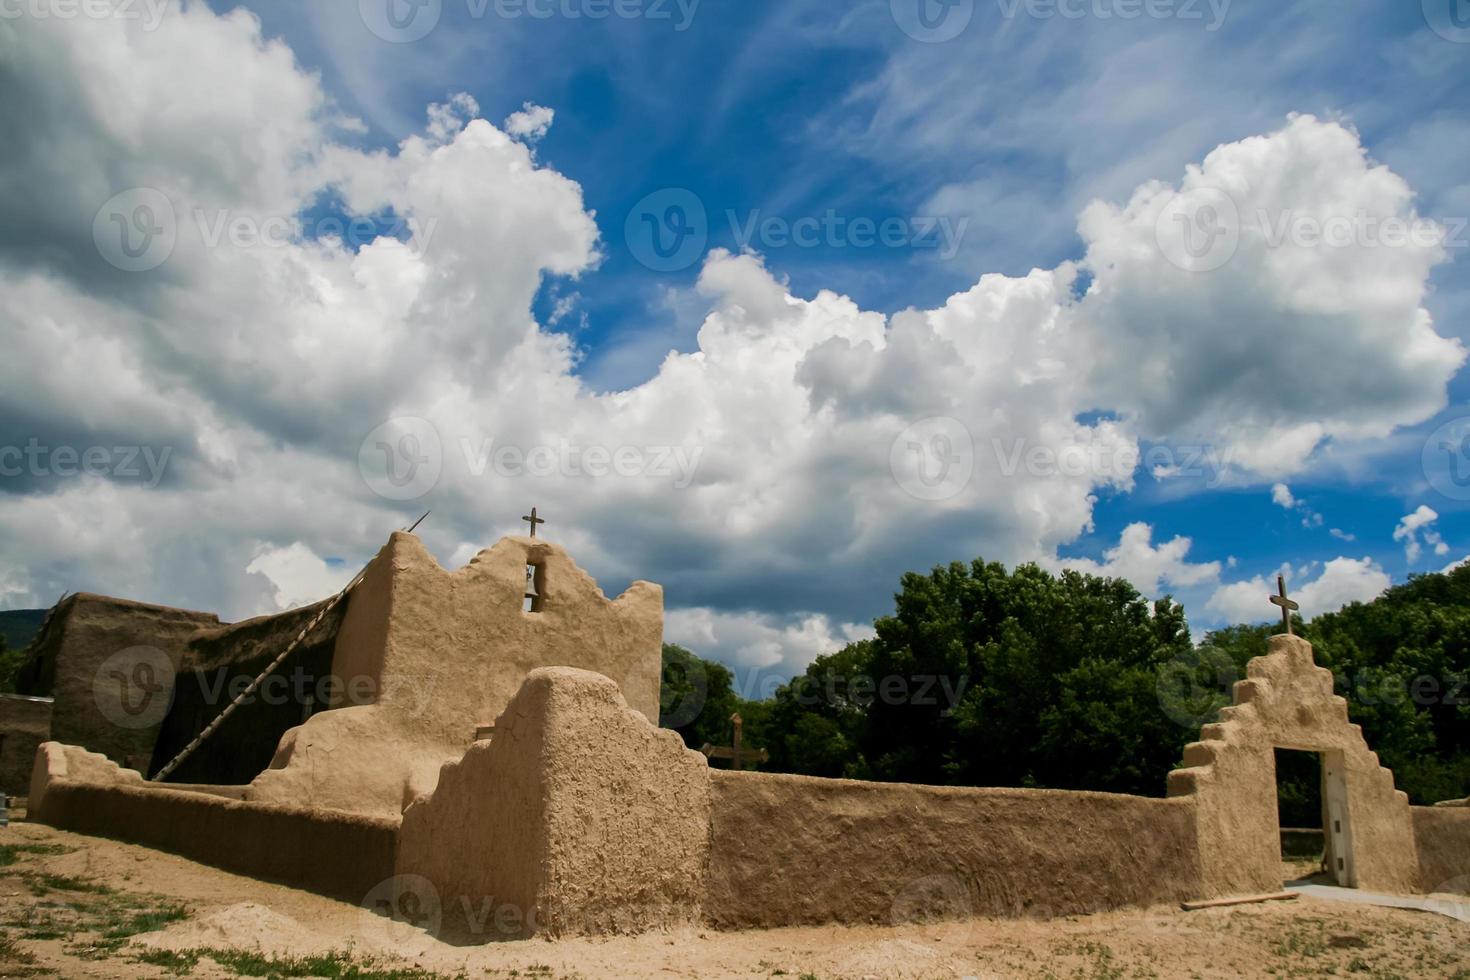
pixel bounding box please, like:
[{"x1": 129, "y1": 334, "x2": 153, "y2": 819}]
[{"x1": 1181, "y1": 892, "x2": 1299, "y2": 911}]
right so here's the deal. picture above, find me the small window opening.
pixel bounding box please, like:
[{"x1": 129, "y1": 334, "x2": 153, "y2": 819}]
[{"x1": 524, "y1": 562, "x2": 545, "y2": 613}]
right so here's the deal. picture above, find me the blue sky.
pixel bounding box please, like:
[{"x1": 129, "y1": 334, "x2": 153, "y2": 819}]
[
  {"x1": 3, "y1": 0, "x2": 1470, "y2": 678},
  {"x1": 238, "y1": 0, "x2": 1470, "y2": 596}
]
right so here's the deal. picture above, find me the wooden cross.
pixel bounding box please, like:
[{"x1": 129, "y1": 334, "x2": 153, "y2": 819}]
[
  {"x1": 522, "y1": 507, "x2": 545, "y2": 538},
  {"x1": 1270, "y1": 574, "x2": 1299, "y2": 635},
  {"x1": 701, "y1": 713, "x2": 768, "y2": 771}
]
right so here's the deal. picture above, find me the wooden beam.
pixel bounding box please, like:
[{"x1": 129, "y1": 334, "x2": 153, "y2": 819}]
[{"x1": 1181, "y1": 892, "x2": 1299, "y2": 911}]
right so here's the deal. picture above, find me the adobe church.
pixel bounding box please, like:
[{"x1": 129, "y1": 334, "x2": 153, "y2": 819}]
[
  {"x1": 8, "y1": 525, "x2": 1470, "y2": 939},
  {"x1": 5, "y1": 529, "x2": 660, "y2": 817}
]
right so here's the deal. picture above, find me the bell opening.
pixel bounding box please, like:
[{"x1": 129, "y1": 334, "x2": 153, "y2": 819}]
[{"x1": 523, "y1": 562, "x2": 545, "y2": 613}]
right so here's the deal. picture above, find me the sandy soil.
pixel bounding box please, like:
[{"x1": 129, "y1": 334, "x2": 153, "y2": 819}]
[{"x1": 1, "y1": 808, "x2": 1467, "y2": 980}]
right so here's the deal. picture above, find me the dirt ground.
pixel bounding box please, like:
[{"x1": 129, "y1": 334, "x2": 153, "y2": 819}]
[{"x1": 1, "y1": 806, "x2": 1467, "y2": 980}]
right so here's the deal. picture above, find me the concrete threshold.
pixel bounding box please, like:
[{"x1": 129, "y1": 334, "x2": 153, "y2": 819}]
[{"x1": 1286, "y1": 882, "x2": 1470, "y2": 922}]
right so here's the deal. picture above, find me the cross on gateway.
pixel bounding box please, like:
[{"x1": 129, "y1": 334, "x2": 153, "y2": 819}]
[
  {"x1": 1270, "y1": 574, "x2": 1299, "y2": 635},
  {"x1": 522, "y1": 507, "x2": 546, "y2": 538},
  {"x1": 701, "y1": 713, "x2": 768, "y2": 771}
]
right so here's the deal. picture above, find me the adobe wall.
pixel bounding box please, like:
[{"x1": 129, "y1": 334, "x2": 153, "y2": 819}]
[
  {"x1": 0, "y1": 694, "x2": 52, "y2": 795},
  {"x1": 399, "y1": 667, "x2": 1198, "y2": 940},
  {"x1": 248, "y1": 534, "x2": 664, "y2": 818},
  {"x1": 1411, "y1": 806, "x2": 1470, "y2": 894},
  {"x1": 396, "y1": 668, "x2": 709, "y2": 939},
  {"x1": 363, "y1": 533, "x2": 663, "y2": 728},
  {"x1": 20, "y1": 594, "x2": 220, "y2": 771},
  {"x1": 28, "y1": 742, "x2": 396, "y2": 902},
  {"x1": 1168, "y1": 634, "x2": 1420, "y2": 896},
  {"x1": 150, "y1": 597, "x2": 345, "y2": 784},
  {"x1": 706, "y1": 772, "x2": 1201, "y2": 928}
]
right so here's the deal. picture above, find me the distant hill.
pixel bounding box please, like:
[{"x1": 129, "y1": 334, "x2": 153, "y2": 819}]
[{"x1": 0, "y1": 609, "x2": 46, "y2": 651}]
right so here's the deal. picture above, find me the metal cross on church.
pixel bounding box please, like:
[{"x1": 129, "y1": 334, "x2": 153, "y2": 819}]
[
  {"x1": 701, "y1": 713, "x2": 769, "y2": 771},
  {"x1": 522, "y1": 507, "x2": 546, "y2": 538},
  {"x1": 1270, "y1": 574, "x2": 1299, "y2": 635}
]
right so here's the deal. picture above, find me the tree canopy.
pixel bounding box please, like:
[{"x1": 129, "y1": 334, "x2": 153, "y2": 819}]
[
  {"x1": 661, "y1": 559, "x2": 1470, "y2": 807},
  {"x1": 0, "y1": 633, "x2": 20, "y2": 695}
]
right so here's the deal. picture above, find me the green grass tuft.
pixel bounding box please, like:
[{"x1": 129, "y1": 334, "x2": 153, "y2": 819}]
[
  {"x1": 195, "y1": 947, "x2": 468, "y2": 979},
  {"x1": 135, "y1": 947, "x2": 204, "y2": 975},
  {"x1": 26, "y1": 872, "x2": 116, "y2": 897},
  {"x1": 0, "y1": 931, "x2": 36, "y2": 963},
  {"x1": 0, "y1": 842, "x2": 75, "y2": 867}
]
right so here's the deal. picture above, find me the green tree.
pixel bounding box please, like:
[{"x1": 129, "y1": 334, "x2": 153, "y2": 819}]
[
  {"x1": 762, "y1": 640, "x2": 876, "y2": 778},
  {"x1": 659, "y1": 643, "x2": 741, "y2": 752},
  {"x1": 659, "y1": 642, "x2": 775, "y2": 769},
  {"x1": 756, "y1": 560, "x2": 1199, "y2": 796},
  {"x1": 1294, "y1": 567, "x2": 1470, "y2": 805},
  {"x1": 0, "y1": 634, "x2": 22, "y2": 694},
  {"x1": 875, "y1": 563, "x2": 1196, "y2": 795},
  {"x1": 656, "y1": 560, "x2": 1470, "y2": 804}
]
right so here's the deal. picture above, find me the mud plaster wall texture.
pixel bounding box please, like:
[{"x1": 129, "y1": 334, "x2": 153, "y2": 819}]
[
  {"x1": 150, "y1": 597, "x2": 345, "y2": 786},
  {"x1": 396, "y1": 668, "x2": 709, "y2": 940},
  {"x1": 1411, "y1": 806, "x2": 1470, "y2": 894},
  {"x1": 248, "y1": 534, "x2": 664, "y2": 818},
  {"x1": 26, "y1": 594, "x2": 220, "y2": 771},
  {"x1": 1168, "y1": 634, "x2": 1420, "y2": 897},
  {"x1": 0, "y1": 695, "x2": 51, "y2": 794},
  {"x1": 29, "y1": 742, "x2": 396, "y2": 901},
  {"x1": 705, "y1": 770, "x2": 1200, "y2": 929}
]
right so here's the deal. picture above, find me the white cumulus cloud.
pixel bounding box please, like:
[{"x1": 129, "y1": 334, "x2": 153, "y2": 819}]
[
  {"x1": 0, "y1": 7, "x2": 1461, "y2": 678},
  {"x1": 246, "y1": 542, "x2": 355, "y2": 612},
  {"x1": 1206, "y1": 557, "x2": 1390, "y2": 625},
  {"x1": 503, "y1": 102, "x2": 555, "y2": 142},
  {"x1": 1394, "y1": 505, "x2": 1450, "y2": 563},
  {"x1": 1052, "y1": 523, "x2": 1221, "y2": 597}
]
